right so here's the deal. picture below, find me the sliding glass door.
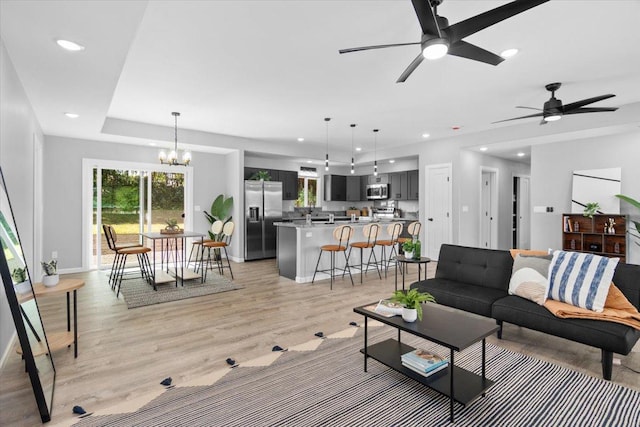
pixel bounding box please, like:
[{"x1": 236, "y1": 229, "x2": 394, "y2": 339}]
[{"x1": 90, "y1": 163, "x2": 188, "y2": 270}]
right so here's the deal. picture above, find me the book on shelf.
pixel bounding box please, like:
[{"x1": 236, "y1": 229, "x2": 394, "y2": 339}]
[
  {"x1": 364, "y1": 299, "x2": 404, "y2": 317},
  {"x1": 401, "y1": 348, "x2": 448, "y2": 370},
  {"x1": 402, "y1": 361, "x2": 448, "y2": 378}
]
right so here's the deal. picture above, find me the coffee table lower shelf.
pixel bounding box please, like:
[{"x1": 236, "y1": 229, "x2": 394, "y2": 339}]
[{"x1": 362, "y1": 338, "x2": 494, "y2": 406}]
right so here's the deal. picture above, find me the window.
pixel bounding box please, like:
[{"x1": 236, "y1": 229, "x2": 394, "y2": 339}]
[{"x1": 296, "y1": 170, "x2": 318, "y2": 207}]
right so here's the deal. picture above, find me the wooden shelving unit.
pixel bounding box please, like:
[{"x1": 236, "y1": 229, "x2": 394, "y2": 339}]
[{"x1": 562, "y1": 213, "x2": 627, "y2": 262}]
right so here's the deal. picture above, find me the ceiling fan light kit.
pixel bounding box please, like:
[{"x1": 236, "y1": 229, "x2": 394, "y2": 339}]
[{"x1": 422, "y1": 37, "x2": 449, "y2": 60}]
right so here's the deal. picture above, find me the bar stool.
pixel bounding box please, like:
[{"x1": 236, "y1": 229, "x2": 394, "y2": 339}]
[
  {"x1": 202, "y1": 221, "x2": 235, "y2": 280},
  {"x1": 312, "y1": 225, "x2": 354, "y2": 289},
  {"x1": 396, "y1": 221, "x2": 422, "y2": 275},
  {"x1": 346, "y1": 223, "x2": 382, "y2": 283},
  {"x1": 103, "y1": 224, "x2": 152, "y2": 296},
  {"x1": 375, "y1": 222, "x2": 403, "y2": 277}
]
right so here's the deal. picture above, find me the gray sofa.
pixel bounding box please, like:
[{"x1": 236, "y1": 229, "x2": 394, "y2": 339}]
[{"x1": 411, "y1": 244, "x2": 640, "y2": 380}]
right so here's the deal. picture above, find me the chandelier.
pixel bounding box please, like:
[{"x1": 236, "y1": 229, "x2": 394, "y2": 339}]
[{"x1": 159, "y1": 112, "x2": 191, "y2": 166}]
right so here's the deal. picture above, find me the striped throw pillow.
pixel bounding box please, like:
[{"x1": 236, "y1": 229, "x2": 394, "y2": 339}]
[{"x1": 547, "y1": 250, "x2": 619, "y2": 312}]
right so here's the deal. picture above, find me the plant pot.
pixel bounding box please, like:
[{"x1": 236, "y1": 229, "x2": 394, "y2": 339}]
[
  {"x1": 14, "y1": 280, "x2": 32, "y2": 294},
  {"x1": 404, "y1": 251, "x2": 413, "y2": 260},
  {"x1": 42, "y1": 274, "x2": 59, "y2": 287},
  {"x1": 402, "y1": 307, "x2": 417, "y2": 323}
]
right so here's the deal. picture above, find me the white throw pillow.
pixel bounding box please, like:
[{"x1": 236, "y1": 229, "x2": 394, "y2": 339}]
[
  {"x1": 547, "y1": 250, "x2": 619, "y2": 312},
  {"x1": 508, "y1": 254, "x2": 552, "y2": 305}
]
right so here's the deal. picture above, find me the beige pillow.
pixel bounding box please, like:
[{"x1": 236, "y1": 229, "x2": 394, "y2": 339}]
[{"x1": 508, "y1": 254, "x2": 552, "y2": 305}]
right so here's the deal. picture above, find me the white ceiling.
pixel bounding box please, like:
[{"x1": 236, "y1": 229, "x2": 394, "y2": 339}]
[{"x1": 2, "y1": 0, "x2": 640, "y2": 165}]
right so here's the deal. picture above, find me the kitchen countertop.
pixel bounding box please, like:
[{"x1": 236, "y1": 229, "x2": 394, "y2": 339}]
[{"x1": 275, "y1": 218, "x2": 414, "y2": 228}]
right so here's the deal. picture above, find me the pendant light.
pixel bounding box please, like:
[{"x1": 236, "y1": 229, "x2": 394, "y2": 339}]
[
  {"x1": 350, "y1": 124, "x2": 356, "y2": 174},
  {"x1": 373, "y1": 129, "x2": 379, "y2": 176},
  {"x1": 159, "y1": 112, "x2": 191, "y2": 166},
  {"x1": 324, "y1": 117, "x2": 331, "y2": 171}
]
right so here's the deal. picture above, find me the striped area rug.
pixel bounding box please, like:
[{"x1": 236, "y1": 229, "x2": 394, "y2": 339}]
[{"x1": 73, "y1": 327, "x2": 640, "y2": 426}]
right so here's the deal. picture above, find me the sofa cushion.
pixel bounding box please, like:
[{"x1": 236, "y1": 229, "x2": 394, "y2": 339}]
[
  {"x1": 411, "y1": 278, "x2": 507, "y2": 318},
  {"x1": 548, "y1": 251, "x2": 619, "y2": 312},
  {"x1": 508, "y1": 254, "x2": 552, "y2": 305},
  {"x1": 435, "y1": 244, "x2": 514, "y2": 292},
  {"x1": 492, "y1": 295, "x2": 640, "y2": 355},
  {"x1": 613, "y1": 262, "x2": 640, "y2": 310}
]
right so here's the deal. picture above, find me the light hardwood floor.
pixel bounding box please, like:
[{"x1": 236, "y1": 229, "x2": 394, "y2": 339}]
[{"x1": 1, "y1": 259, "x2": 638, "y2": 426}]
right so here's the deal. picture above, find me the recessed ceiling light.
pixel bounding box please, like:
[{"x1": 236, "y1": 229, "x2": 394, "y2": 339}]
[
  {"x1": 64, "y1": 112, "x2": 79, "y2": 118},
  {"x1": 307, "y1": 160, "x2": 313, "y2": 163},
  {"x1": 480, "y1": 147, "x2": 488, "y2": 152},
  {"x1": 500, "y1": 48, "x2": 519, "y2": 58},
  {"x1": 421, "y1": 133, "x2": 430, "y2": 139},
  {"x1": 355, "y1": 147, "x2": 362, "y2": 152},
  {"x1": 517, "y1": 152, "x2": 526, "y2": 157},
  {"x1": 149, "y1": 142, "x2": 157, "y2": 146},
  {"x1": 56, "y1": 39, "x2": 85, "y2": 51},
  {"x1": 389, "y1": 160, "x2": 395, "y2": 164},
  {"x1": 297, "y1": 137, "x2": 304, "y2": 142}
]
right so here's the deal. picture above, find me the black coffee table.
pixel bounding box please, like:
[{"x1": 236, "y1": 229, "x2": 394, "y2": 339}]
[{"x1": 354, "y1": 302, "x2": 499, "y2": 423}]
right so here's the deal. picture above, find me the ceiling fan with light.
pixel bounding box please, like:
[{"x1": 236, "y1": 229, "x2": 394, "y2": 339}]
[
  {"x1": 494, "y1": 82, "x2": 618, "y2": 125},
  {"x1": 339, "y1": 0, "x2": 549, "y2": 83}
]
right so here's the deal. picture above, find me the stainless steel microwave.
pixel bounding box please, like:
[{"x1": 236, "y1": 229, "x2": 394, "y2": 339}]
[{"x1": 366, "y1": 184, "x2": 389, "y2": 200}]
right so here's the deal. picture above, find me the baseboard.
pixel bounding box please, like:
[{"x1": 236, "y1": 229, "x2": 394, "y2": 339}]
[
  {"x1": 0, "y1": 332, "x2": 17, "y2": 371},
  {"x1": 58, "y1": 267, "x2": 86, "y2": 274}
]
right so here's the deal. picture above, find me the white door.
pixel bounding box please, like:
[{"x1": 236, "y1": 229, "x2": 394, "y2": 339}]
[
  {"x1": 425, "y1": 164, "x2": 452, "y2": 260},
  {"x1": 517, "y1": 176, "x2": 531, "y2": 249},
  {"x1": 480, "y1": 169, "x2": 498, "y2": 249}
]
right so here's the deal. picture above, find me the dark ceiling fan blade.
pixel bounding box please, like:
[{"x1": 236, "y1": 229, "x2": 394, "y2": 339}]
[
  {"x1": 562, "y1": 94, "x2": 616, "y2": 112},
  {"x1": 516, "y1": 106, "x2": 543, "y2": 111},
  {"x1": 339, "y1": 42, "x2": 421, "y2": 54},
  {"x1": 396, "y1": 53, "x2": 425, "y2": 83},
  {"x1": 448, "y1": 41, "x2": 504, "y2": 65},
  {"x1": 564, "y1": 107, "x2": 619, "y2": 115},
  {"x1": 411, "y1": 0, "x2": 440, "y2": 36},
  {"x1": 492, "y1": 112, "x2": 543, "y2": 124},
  {"x1": 446, "y1": 0, "x2": 550, "y2": 43}
]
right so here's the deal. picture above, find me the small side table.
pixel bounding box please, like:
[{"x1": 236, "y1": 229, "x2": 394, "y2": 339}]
[
  {"x1": 32, "y1": 278, "x2": 84, "y2": 358},
  {"x1": 394, "y1": 255, "x2": 431, "y2": 291}
]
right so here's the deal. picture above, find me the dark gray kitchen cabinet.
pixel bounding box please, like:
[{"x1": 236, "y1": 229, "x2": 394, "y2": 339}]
[
  {"x1": 389, "y1": 172, "x2": 408, "y2": 200},
  {"x1": 324, "y1": 174, "x2": 347, "y2": 201},
  {"x1": 280, "y1": 170, "x2": 299, "y2": 200},
  {"x1": 407, "y1": 169, "x2": 419, "y2": 200},
  {"x1": 346, "y1": 175, "x2": 361, "y2": 201},
  {"x1": 360, "y1": 175, "x2": 369, "y2": 201}
]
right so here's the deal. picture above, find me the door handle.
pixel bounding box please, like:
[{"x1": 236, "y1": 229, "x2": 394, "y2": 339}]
[{"x1": 428, "y1": 218, "x2": 433, "y2": 221}]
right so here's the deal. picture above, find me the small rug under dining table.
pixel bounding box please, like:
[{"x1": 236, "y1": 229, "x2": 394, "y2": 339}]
[{"x1": 117, "y1": 272, "x2": 242, "y2": 309}]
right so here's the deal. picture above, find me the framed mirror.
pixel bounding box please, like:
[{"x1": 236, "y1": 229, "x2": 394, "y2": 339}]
[{"x1": 0, "y1": 167, "x2": 55, "y2": 422}]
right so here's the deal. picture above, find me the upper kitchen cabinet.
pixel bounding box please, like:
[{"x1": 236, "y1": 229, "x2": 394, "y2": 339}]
[
  {"x1": 244, "y1": 167, "x2": 279, "y2": 181},
  {"x1": 389, "y1": 172, "x2": 408, "y2": 200},
  {"x1": 407, "y1": 170, "x2": 419, "y2": 200},
  {"x1": 360, "y1": 175, "x2": 369, "y2": 201},
  {"x1": 368, "y1": 173, "x2": 388, "y2": 184},
  {"x1": 324, "y1": 174, "x2": 346, "y2": 201},
  {"x1": 346, "y1": 175, "x2": 361, "y2": 201},
  {"x1": 280, "y1": 170, "x2": 299, "y2": 200}
]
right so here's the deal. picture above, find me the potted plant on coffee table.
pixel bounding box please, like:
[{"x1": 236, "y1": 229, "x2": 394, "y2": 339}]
[
  {"x1": 390, "y1": 289, "x2": 436, "y2": 322},
  {"x1": 41, "y1": 259, "x2": 59, "y2": 287}
]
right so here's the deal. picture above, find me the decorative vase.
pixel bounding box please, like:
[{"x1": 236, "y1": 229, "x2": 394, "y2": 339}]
[
  {"x1": 404, "y1": 251, "x2": 414, "y2": 259},
  {"x1": 14, "y1": 280, "x2": 31, "y2": 294},
  {"x1": 42, "y1": 274, "x2": 59, "y2": 287},
  {"x1": 402, "y1": 307, "x2": 418, "y2": 322}
]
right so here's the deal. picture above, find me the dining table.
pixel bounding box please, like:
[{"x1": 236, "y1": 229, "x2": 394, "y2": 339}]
[{"x1": 140, "y1": 230, "x2": 205, "y2": 287}]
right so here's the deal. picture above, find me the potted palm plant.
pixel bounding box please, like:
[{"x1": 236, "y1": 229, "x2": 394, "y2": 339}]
[
  {"x1": 41, "y1": 260, "x2": 59, "y2": 287},
  {"x1": 390, "y1": 289, "x2": 436, "y2": 322}
]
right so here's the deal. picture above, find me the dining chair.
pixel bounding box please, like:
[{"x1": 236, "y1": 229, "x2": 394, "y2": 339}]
[
  {"x1": 103, "y1": 224, "x2": 152, "y2": 296},
  {"x1": 202, "y1": 221, "x2": 234, "y2": 280}
]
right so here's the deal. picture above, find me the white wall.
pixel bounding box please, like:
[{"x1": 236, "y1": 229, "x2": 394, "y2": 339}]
[
  {"x1": 43, "y1": 136, "x2": 230, "y2": 269},
  {"x1": 531, "y1": 131, "x2": 640, "y2": 264},
  {"x1": 0, "y1": 40, "x2": 43, "y2": 365}
]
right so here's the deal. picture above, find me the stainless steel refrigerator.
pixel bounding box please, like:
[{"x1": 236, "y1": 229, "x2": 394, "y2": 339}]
[{"x1": 245, "y1": 180, "x2": 282, "y2": 260}]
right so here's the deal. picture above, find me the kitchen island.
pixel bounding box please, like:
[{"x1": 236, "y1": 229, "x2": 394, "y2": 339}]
[{"x1": 275, "y1": 219, "x2": 413, "y2": 283}]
